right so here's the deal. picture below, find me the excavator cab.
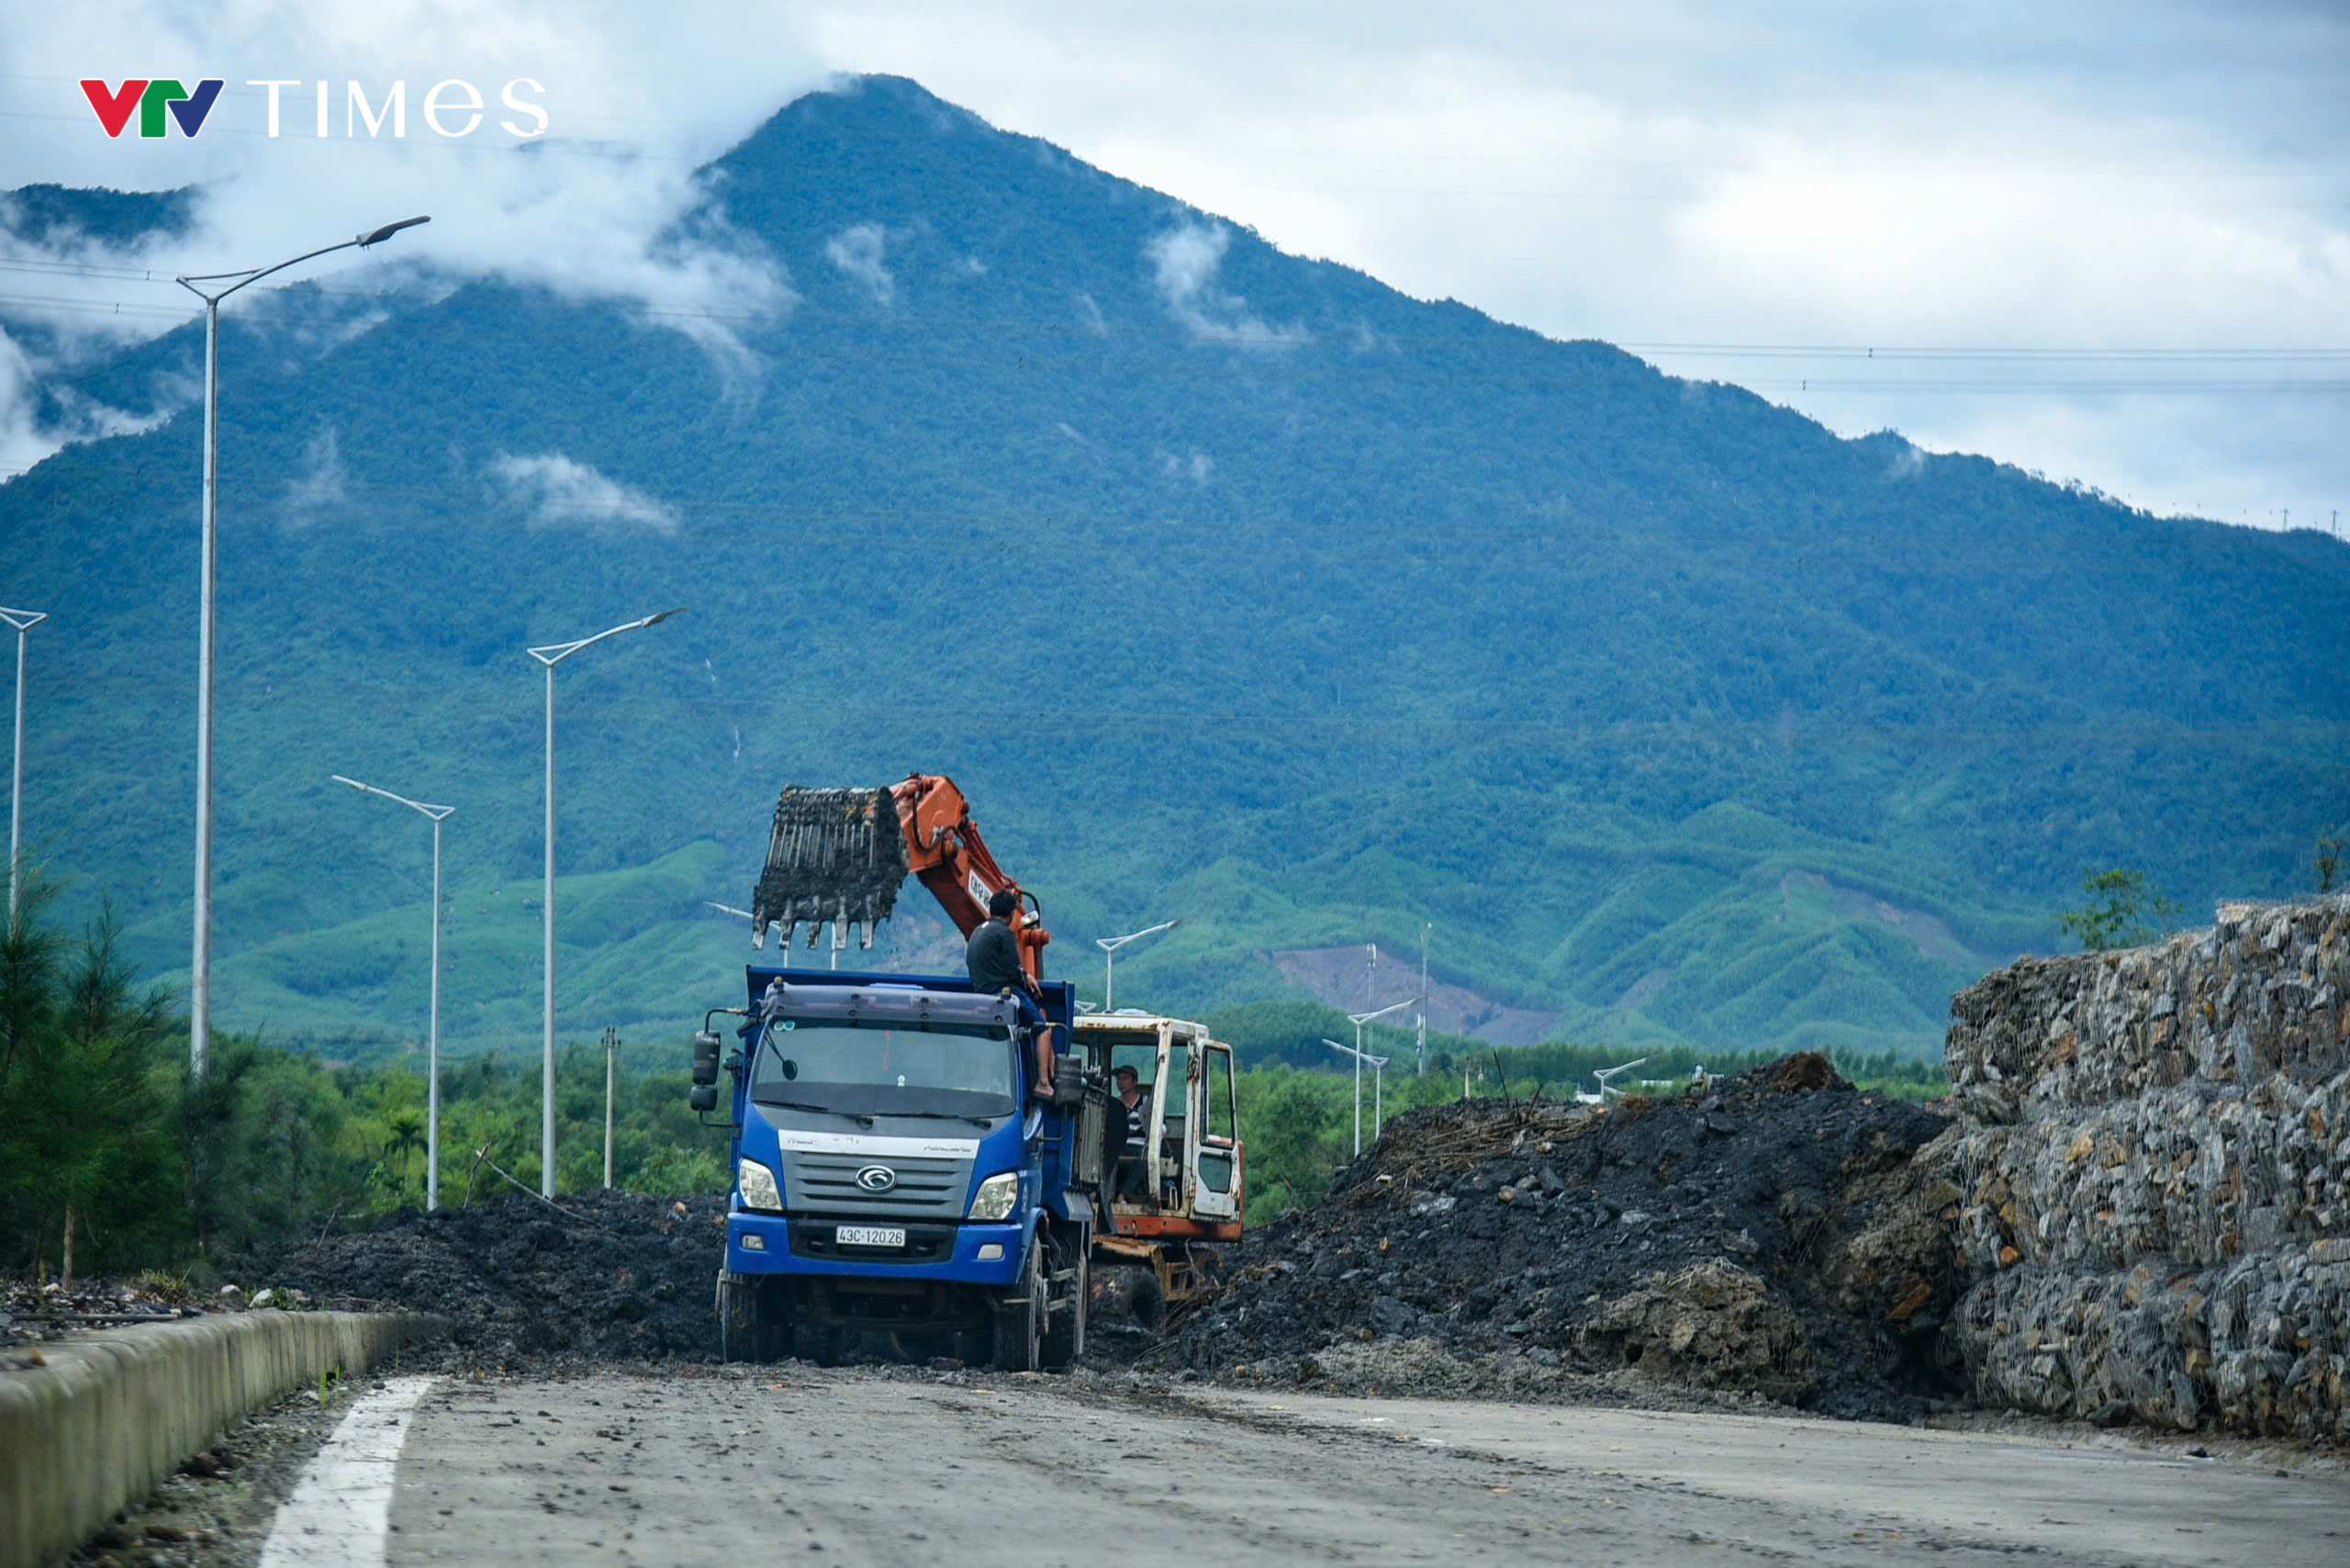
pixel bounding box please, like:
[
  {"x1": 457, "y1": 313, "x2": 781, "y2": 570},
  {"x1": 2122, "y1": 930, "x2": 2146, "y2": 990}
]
[{"x1": 1076, "y1": 1014, "x2": 1242, "y2": 1323}]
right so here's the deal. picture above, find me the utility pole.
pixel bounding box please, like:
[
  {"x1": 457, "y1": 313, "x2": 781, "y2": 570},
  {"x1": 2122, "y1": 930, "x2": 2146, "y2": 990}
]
[{"x1": 602, "y1": 1025, "x2": 621, "y2": 1189}]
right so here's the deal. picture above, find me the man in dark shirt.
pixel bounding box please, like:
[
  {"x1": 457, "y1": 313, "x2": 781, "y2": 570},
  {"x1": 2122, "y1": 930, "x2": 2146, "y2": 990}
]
[
  {"x1": 1111, "y1": 1065, "x2": 1151, "y2": 1200},
  {"x1": 968, "y1": 889, "x2": 1056, "y2": 1095}
]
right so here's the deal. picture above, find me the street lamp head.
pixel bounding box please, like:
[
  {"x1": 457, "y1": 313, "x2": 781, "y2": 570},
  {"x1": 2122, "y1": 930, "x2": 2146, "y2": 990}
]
[
  {"x1": 1097, "y1": 917, "x2": 1181, "y2": 954},
  {"x1": 358, "y1": 215, "x2": 431, "y2": 248},
  {"x1": 639, "y1": 606, "x2": 688, "y2": 628}
]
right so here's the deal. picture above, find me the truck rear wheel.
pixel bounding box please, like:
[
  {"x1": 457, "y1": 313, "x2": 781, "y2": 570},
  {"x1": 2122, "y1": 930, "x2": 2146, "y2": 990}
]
[
  {"x1": 1091, "y1": 1262, "x2": 1166, "y2": 1332},
  {"x1": 992, "y1": 1238, "x2": 1045, "y2": 1372},
  {"x1": 1042, "y1": 1249, "x2": 1088, "y2": 1371}
]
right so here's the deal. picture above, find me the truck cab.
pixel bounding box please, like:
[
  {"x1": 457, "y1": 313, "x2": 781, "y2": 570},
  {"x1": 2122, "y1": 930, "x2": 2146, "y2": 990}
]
[{"x1": 698, "y1": 966, "x2": 1098, "y2": 1371}]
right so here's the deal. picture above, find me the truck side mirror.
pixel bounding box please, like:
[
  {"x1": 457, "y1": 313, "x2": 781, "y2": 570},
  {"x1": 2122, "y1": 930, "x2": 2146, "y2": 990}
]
[
  {"x1": 1049, "y1": 1056, "x2": 1087, "y2": 1110},
  {"x1": 688, "y1": 1083, "x2": 719, "y2": 1114},
  {"x1": 691, "y1": 1030, "x2": 722, "y2": 1087}
]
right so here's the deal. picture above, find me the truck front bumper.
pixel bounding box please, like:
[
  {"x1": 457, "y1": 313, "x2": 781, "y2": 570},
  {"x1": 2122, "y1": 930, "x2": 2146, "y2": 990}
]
[{"x1": 726, "y1": 1210, "x2": 1024, "y2": 1286}]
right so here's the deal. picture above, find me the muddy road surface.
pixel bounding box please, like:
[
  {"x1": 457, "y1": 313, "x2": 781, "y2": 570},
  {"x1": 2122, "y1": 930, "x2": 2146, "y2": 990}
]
[{"x1": 238, "y1": 1367, "x2": 2347, "y2": 1567}]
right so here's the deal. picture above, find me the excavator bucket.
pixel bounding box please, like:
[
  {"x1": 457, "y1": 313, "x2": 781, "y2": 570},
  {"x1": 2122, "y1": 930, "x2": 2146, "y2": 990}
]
[{"x1": 749, "y1": 786, "x2": 910, "y2": 952}]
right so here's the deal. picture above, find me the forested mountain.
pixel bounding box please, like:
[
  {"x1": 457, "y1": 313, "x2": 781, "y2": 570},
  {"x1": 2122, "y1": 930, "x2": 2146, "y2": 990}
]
[{"x1": 2, "y1": 75, "x2": 2343, "y2": 1060}]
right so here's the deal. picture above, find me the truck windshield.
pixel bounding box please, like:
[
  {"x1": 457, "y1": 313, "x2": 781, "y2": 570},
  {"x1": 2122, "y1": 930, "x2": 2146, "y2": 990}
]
[{"x1": 752, "y1": 1018, "x2": 1016, "y2": 1119}]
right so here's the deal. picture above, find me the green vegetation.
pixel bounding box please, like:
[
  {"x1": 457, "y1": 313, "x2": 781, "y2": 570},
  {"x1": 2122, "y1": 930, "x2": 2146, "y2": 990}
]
[
  {"x1": 0, "y1": 890, "x2": 721, "y2": 1280},
  {"x1": 2056, "y1": 868, "x2": 2183, "y2": 952},
  {"x1": 1, "y1": 890, "x2": 1946, "y2": 1278},
  {"x1": 4, "y1": 76, "x2": 2344, "y2": 1062}
]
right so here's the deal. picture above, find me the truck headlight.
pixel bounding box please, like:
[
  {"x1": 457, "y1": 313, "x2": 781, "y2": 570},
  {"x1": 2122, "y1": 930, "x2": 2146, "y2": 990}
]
[
  {"x1": 738, "y1": 1158, "x2": 783, "y2": 1213},
  {"x1": 968, "y1": 1171, "x2": 1019, "y2": 1222}
]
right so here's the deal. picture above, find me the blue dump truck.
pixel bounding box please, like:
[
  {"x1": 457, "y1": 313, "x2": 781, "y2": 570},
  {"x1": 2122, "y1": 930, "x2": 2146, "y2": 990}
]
[
  {"x1": 688, "y1": 776, "x2": 1242, "y2": 1370},
  {"x1": 693, "y1": 965, "x2": 1100, "y2": 1370}
]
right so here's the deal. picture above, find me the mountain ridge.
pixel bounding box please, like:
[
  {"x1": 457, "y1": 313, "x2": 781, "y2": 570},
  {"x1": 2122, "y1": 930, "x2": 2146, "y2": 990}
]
[{"x1": 1, "y1": 73, "x2": 2342, "y2": 1058}]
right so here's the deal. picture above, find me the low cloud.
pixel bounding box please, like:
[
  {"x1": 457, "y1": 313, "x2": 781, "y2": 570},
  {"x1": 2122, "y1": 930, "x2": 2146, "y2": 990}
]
[
  {"x1": 824, "y1": 224, "x2": 895, "y2": 307},
  {"x1": 283, "y1": 425, "x2": 349, "y2": 516},
  {"x1": 490, "y1": 452, "x2": 678, "y2": 533},
  {"x1": 0, "y1": 0, "x2": 823, "y2": 482},
  {"x1": 0, "y1": 330, "x2": 166, "y2": 480},
  {"x1": 1160, "y1": 448, "x2": 1214, "y2": 484},
  {"x1": 1145, "y1": 222, "x2": 1307, "y2": 349}
]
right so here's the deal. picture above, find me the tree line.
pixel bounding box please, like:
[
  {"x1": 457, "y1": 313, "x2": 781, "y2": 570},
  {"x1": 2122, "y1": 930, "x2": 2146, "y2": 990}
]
[{"x1": 1, "y1": 885, "x2": 1942, "y2": 1285}]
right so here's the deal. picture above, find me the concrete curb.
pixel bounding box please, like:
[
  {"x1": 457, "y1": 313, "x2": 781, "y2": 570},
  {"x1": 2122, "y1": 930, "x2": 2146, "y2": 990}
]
[{"x1": 0, "y1": 1310, "x2": 447, "y2": 1568}]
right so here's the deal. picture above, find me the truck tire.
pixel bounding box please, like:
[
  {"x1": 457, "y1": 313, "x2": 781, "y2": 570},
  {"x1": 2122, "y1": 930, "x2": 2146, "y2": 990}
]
[
  {"x1": 1092, "y1": 1262, "x2": 1166, "y2": 1332},
  {"x1": 992, "y1": 1238, "x2": 1045, "y2": 1372},
  {"x1": 718, "y1": 1272, "x2": 790, "y2": 1364},
  {"x1": 1042, "y1": 1248, "x2": 1088, "y2": 1371}
]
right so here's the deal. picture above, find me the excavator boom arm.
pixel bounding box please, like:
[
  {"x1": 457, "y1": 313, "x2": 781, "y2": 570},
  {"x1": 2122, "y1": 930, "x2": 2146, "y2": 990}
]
[{"x1": 749, "y1": 773, "x2": 1051, "y2": 982}]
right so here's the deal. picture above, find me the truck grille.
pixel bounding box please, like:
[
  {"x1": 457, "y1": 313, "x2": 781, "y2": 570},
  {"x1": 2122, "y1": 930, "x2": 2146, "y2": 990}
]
[{"x1": 781, "y1": 1152, "x2": 970, "y2": 1220}]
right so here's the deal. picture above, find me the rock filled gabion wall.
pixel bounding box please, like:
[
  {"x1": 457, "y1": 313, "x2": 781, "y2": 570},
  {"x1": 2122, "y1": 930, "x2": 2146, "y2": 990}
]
[{"x1": 1942, "y1": 895, "x2": 2350, "y2": 1439}]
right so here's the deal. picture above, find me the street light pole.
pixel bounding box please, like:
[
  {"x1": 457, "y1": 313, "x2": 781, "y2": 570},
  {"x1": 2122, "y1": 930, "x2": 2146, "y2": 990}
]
[
  {"x1": 1324, "y1": 1036, "x2": 1393, "y2": 1152},
  {"x1": 1, "y1": 607, "x2": 46, "y2": 931},
  {"x1": 176, "y1": 215, "x2": 429, "y2": 1079},
  {"x1": 1342, "y1": 996, "x2": 1415, "y2": 1157},
  {"x1": 331, "y1": 774, "x2": 453, "y2": 1210},
  {"x1": 528, "y1": 608, "x2": 686, "y2": 1197},
  {"x1": 602, "y1": 1025, "x2": 621, "y2": 1190},
  {"x1": 1095, "y1": 918, "x2": 1181, "y2": 1011},
  {"x1": 1418, "y1": 921, "x2": 1430, "y2": 1076}
]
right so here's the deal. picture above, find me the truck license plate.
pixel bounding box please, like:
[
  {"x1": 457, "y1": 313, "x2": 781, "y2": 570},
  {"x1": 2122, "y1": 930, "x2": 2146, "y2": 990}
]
[{"x1": 835, "y1": 1225, "x2": 905, "y2": 1249}]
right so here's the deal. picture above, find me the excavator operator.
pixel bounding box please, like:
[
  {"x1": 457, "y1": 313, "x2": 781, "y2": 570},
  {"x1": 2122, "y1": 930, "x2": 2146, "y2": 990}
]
[{"x1": 968, "y1": 889, "x2": 1058, "y2": 1096}]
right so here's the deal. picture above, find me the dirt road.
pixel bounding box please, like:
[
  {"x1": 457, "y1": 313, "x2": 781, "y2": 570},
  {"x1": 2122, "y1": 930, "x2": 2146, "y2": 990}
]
[{"x1": 330, "y1": 1369, "x2": 2344, "y2": 1566}]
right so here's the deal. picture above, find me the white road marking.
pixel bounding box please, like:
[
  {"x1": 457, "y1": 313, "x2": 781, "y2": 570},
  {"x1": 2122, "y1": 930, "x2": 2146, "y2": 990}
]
[{"x1": 257, "y1": 1376, "x2": 436, "y2": 1568}]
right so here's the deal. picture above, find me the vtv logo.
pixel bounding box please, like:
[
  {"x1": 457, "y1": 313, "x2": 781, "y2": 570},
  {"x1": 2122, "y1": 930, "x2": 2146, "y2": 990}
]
[{"x1": 81, "y1": 78, "x2": 226, "y2": 139}]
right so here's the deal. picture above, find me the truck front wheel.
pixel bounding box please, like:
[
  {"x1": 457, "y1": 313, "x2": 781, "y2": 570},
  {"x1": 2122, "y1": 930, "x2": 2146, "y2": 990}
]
[
  {"x1": 992, "y1": 1238, "x2": 1045, "y2": 1372},
  {"x1": 718, "y1": 1272, "x2": 791, "y2": 1364}
]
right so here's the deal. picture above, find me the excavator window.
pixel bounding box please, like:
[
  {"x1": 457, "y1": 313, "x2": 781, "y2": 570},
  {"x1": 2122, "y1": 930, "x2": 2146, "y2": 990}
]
[
  {"x1": 1199, "y1": 1046, "x2": 1237, "y2": 1194},
  {"x1": 1205, "y1": 1048, "x2": 1236, "y2": 1143}
]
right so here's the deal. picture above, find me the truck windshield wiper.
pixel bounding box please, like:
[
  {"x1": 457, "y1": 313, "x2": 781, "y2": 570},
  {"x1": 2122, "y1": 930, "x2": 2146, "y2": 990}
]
[
  {"x1": 885, "y1": 1109, "x2": 1000, "y2": 1128},
  {"x1": 755, "y1": 1098, "x2": 872, "y2": 1126}
]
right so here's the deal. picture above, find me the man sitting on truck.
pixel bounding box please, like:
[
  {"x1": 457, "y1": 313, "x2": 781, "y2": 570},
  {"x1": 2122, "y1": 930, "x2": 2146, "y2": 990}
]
[
  {"x1": 1111, "y1": 1065, "x2": 1151, "y2": 1200},
  {"x1": 968, "y1": 889, "x2": 1058, "y2": 1096}
]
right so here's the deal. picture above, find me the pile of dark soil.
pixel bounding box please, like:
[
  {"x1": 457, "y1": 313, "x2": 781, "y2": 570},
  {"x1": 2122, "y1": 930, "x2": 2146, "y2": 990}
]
[
  {"x1": 271, "y1": 1190, "x2": 729, "y2": 1366},
  {"x1": 1166, "y1": 1055, "x2": 1966, "y2": 1421},
  {"x1": 1, "y1": 1275, "x2": 225, "y2": 1364}
]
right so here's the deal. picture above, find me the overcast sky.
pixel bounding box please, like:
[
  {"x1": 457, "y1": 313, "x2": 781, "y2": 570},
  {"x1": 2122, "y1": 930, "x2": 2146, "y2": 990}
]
[{"x1": 4, "y1": 1, "x2": 2344, "y2": 531}]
